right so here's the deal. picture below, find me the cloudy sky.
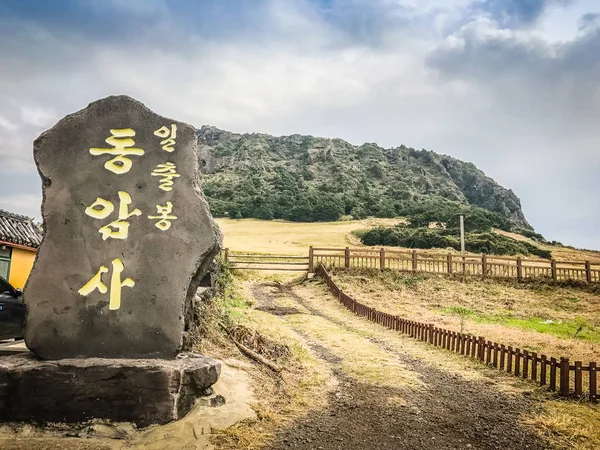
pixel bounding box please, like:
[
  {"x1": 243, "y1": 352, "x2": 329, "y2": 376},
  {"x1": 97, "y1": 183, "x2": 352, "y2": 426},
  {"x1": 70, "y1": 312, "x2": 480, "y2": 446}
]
[{"x1": 0, "y1": 0, "x2": 598, "y2": 249}]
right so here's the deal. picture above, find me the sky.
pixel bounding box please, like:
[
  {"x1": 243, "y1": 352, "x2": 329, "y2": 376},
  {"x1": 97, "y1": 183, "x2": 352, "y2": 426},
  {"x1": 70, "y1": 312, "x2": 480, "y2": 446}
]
[{"x1": 0, "y1": 0, "x2": 598, "y2": 249}]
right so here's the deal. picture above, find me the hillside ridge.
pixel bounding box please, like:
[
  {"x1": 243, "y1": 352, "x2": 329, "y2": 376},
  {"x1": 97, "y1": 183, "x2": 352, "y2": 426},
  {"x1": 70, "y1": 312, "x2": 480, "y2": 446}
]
[{"x1": 196, "y1": 125, "x2": 532, "y2": 231}]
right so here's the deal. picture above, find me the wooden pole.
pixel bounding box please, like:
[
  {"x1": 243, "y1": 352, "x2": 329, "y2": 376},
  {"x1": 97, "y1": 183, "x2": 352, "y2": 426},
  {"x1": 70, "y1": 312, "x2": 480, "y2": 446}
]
[
  {"x1": 308, "y1": 246, "x2": 314, "y2": 273},
  {"x1": 560, "y1": 357, "x2": 570, "y2": 397},
  {"x1": 344, "y1": 247, "x2": 350, "y2": 268},
  {"x1": 412, "y1": 249, "x2": 418, "y2": 272},
  {"x1": 447, "y1": 253, "x2": 453, "y2": 275},
  {"x1": 585, "y1": 261, "x2": 592, "y2": 283},
  {"x1": 482, "y1": 254, "x2": 487, "y2": 279},
  {"x1": 551, "y1": 259, "x2": 557, "y2": 282},
  {"x1": 590, "y1": 362, "x2": 597, "y2": 403},
  {"x1": 380, "y1": 248, "x2": 385, "y2": 270},
  {"x1": 460, "y1": 216, "x2": 466, "y2": 278},
  {"x1": 224, "y1": 248, "x2": 229, "y2": 262},
  {"x1": 550, "y1": 357, "x2": 557, "y2": 391},
  {"x1": 459, "y1": 215, "x2": 465, "y2": 253},
  {"x1": 574, "y1": 361, "x2": 582, "y2": 397},
  {"x1": 517, "y1": 257, "x2": 523, "y2": 281}
]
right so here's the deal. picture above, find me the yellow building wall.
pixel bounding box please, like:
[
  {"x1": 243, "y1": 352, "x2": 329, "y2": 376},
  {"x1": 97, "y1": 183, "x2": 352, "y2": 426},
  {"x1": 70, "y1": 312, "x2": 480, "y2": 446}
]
[{"x1": 8, "y1": 247, "x2": 36, "y2": 290}]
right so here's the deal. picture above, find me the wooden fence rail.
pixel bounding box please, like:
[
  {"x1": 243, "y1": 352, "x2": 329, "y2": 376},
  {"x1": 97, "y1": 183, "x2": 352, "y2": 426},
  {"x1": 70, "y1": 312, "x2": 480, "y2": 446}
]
[
  {"x1": 315, "y1": 264, "x2": 598, "y2": 402},
  {"x1": 225, "y1": 250, "x2": 310, "y2": 271},
  {"x1": 311, "y1": 247, "x2": 600, "y2": 284}
]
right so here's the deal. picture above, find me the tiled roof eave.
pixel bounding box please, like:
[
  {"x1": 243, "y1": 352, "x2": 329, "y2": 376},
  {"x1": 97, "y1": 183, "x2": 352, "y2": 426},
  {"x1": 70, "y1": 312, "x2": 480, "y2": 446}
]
[
  {"x1": 0, "y1": 209, "x2": 43, "y2": 248},
  {"x1": 0, "y1": 239, "x2": 38, "y2": 251}
]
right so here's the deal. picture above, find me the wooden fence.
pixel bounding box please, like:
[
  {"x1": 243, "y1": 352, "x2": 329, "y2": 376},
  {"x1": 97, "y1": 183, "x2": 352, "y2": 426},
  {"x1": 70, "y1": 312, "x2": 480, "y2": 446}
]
[
  {"x1": 310, "y1": 247, "x2": 600, "y2": 284},
  {"x1": 316, "y1": 264, "x2": 598, "y2": 402},
  {"x1": 225, "y1": 250, "x2": 309, "y2": 272}
]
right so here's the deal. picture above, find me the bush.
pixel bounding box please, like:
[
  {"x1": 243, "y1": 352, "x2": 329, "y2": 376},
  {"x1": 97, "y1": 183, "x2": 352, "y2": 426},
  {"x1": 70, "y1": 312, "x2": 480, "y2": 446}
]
[
  {"x1": 360, "y1": 226, "x2": 552, "y2": 258},
  {"x1": 399, "y1": 197, "x2": 512, "y2": 232},
  {"x1": 516, "y1": 229, "x2": 547, "y2": 243}
]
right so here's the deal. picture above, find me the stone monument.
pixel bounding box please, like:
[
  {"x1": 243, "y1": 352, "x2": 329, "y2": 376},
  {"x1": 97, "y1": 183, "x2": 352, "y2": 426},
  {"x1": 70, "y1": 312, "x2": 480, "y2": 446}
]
[{"x1": 0, "y1": 95, "x2": 223, "y2": 425}]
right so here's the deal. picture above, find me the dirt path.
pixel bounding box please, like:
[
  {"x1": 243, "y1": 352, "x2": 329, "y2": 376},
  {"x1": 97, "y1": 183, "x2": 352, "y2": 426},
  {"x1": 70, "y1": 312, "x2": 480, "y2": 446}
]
[{"x1": 249, "y1": 281, "x2": 549, "y2": 450}]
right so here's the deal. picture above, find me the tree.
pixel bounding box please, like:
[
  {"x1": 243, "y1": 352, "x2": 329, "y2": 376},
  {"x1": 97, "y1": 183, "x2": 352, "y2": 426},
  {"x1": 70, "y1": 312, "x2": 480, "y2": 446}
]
[{"x1": 350, "y1": 206, "x2": 367, "y2": 220}]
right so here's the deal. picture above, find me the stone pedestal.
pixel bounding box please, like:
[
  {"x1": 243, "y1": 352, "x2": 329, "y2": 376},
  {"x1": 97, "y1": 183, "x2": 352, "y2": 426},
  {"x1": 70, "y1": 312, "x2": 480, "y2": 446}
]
[{"x1": 0, "y1": 352, "x2": 220, "y2": 427}]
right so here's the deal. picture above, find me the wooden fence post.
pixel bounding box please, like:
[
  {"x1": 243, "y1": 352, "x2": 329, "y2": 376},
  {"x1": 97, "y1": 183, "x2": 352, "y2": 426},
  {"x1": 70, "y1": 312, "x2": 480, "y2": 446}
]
[
  {"x1": 224, "y1": 248, "x2": 229, "y2": 262},
  {"x1": 560, "y1": 357, "x2": 570, "y2": 397},
  {"x1": 412, "y1": 250, "x2": 418, "y2": 272},
  {"x1": 574, "y1": 361, "x2": 582, "y2": 397},
  {"x1": 344, "y1": 247, "x2": 350, "y2": 268},
  {"x1": 482, "y1": 254, "x2": 487, "y2": 279},
  {"x1": 479, "y1": 337, "x2": 485, "y2": 362},
  {"x1": 551, "y1": 259, "x2": 557, "y2": 282},
  {"x1": 585, "y1": 261, "x2": 592, "y2": 283},
  {"x1": 514, "y1": 348, "x2": 521, "y2": 376},
  {"x1": 517, "y1": 257, "x2": 523, "y2": 281},
  {"x1": 447, "y1": 253, "x2": 453, "y2": 275},
  {"x1": 380, "y1": 248, "x2": 385, "y2": 270},
  {"x1": 550, "y1": 357, "x2": 557, "y2": 391},
  {"x1": 590, "y1": 362, "x2": 597, "y2": 403},
  {"x1": 308, "y1": 246, "x2": 314, "y2": 273},
  {"x1": 540, "y1": 355, "x2": 547, "y2": 386}
]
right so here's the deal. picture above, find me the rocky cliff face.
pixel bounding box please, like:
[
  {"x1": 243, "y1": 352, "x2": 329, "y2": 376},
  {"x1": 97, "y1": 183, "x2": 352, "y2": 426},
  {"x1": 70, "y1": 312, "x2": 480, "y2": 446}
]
[{"x1": 196, "y1": 126, "x2": 532, "y2": 230}]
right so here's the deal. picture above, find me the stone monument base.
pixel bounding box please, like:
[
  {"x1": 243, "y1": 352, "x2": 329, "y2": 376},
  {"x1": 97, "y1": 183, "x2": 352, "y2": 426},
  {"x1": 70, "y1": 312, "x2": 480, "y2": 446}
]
[{"x1": 0, "y1": 352, "x2": 221, "y2": 427}]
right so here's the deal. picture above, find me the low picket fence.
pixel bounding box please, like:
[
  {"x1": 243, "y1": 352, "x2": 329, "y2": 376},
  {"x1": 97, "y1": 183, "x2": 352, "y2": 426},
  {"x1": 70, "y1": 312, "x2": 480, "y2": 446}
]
[
  {"x1": 310, "y1": 247, "x2": 600, "y2": 284},
  {"x1": 315, "y1": 264, "x2": 598, "y2": 403}
]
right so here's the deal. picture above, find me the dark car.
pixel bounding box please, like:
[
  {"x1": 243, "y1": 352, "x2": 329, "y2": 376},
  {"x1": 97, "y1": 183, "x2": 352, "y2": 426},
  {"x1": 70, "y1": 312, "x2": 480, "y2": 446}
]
[{"x1": 0, "y1": 277, "x2": 25, "y2": 341}]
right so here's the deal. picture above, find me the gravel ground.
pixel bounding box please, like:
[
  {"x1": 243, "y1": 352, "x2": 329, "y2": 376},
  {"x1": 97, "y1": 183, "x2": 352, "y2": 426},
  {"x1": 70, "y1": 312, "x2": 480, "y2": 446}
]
[{"x1": 250, "y1": 282, "x2": 549, "y2": 450}]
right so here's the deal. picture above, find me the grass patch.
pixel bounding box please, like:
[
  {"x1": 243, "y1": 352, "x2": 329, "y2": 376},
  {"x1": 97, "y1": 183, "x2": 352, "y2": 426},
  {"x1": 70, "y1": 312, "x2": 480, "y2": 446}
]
[
  {"x1": 331, "y1": 268, "x2": 600, "y2": 362},
  {"x1": 526, "y1": 401, "x2": 600, "y2": 450},
  {"x1": 286, "y1": 313, "x2": 420, "y2": 389},
  {"x1": 208, "y1": 276, "x2": 334, "y2": 450},
  {"x1": 486, "y1": 316, "x2": 600, "y2": 343},
  {"x1": 438, "y1": 306, "x2": 600, "y2": 343},
  {"x1": 216, "y1": 217, "x2": 404, "y2": 254}
]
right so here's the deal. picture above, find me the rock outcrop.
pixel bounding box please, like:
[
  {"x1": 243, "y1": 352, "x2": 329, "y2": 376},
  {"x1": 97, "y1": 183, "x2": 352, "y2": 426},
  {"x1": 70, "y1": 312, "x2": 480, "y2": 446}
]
[{"x1": 25, "y1": 96, "x2": 222, "y2": 360}]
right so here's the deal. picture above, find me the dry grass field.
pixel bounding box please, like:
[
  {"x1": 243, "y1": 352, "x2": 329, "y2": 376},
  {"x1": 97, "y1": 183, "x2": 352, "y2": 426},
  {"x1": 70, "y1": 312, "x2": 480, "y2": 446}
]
[
  {"x1": 330, "y1": 268, "x2": 600, "y2": 363},
  {"x1": 217, "y1": 218, "x2": 600, "y2": 263},
  {"x1": 215, "y1": 218, "x2": 401, "y2": 254},
  {"x1": 495, "y1": 229, "x2": 600, "y2": 263},
  {"x1": 213, "y1": 272, "x2": 600, "y2": 449},
  {"x1": 216, "y1": 219, "x2": 600, "y2": 448}
]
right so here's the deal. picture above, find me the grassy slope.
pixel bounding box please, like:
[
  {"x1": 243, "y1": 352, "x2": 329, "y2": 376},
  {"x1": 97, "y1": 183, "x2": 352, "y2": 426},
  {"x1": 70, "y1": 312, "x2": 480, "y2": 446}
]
[
  {"x1": 217, "y1": 217, "x2": 600, "y2": 262},
  {"x1": 218, "y1": 270, "x2": 600, "y2": 450},
  {"x1": 495, "y1": 229, "x2": 600, "y2": 263},
  {"x1": 216, "y1": 217, "x2": 402, "y2": 254},
  {"x1": 331, "y1": 269, "x2": 600, "y2": 362},
  {"x1": 220, "y1": 218, "x2": 600, "y2": 359},
  {"x1": 217, "y1": 219, "x2": 600, "y2": 448}
]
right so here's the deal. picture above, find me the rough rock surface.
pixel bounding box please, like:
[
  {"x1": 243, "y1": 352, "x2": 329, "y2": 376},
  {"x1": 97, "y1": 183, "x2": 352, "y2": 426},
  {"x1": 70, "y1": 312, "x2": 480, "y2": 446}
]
[
  {"x1": 0, "y1": 352, "x2": 221, "y2": 427},
  {"x1": 196, "y1": 125, "x2": 532, "y2": 230},
  {"x1": 25, "y1": 95, "x2": 222, "y2": 360},
  {"x1": 183, "y1": 258, "x2": 221, "y2": 351}
]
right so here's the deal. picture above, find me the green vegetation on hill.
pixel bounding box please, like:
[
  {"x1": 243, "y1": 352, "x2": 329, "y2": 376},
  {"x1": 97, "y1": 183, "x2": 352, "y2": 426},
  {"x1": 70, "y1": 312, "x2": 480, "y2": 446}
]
[
  {"x1": 197, "y1": 126, "x2": 532, "y2": 230},
  {"x1": 360, "y1": 226, "x2": 552, "y2": 258}
]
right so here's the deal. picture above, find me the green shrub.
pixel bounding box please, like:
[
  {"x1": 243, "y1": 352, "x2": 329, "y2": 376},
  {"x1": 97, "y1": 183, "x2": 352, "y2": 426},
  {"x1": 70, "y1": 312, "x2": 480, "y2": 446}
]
[
  {"x1": 516, "y1": 229, "x2": 548, "y2": 243},
  {"x1": 361, "y1": 226, "x2": 552, "y2": 258}
]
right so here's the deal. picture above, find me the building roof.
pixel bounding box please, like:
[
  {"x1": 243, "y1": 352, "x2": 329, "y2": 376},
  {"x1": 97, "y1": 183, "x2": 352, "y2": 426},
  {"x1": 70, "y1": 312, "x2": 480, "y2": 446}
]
[{"x1": 0, "y1": 209, "x2": 43, "y2": 249}]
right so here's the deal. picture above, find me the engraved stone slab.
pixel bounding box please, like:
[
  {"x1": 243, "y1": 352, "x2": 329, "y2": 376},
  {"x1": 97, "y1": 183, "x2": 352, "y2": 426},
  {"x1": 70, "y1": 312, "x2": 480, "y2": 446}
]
[{"x1": 25, "y1": 95, "x2": 221, "y2": 359}]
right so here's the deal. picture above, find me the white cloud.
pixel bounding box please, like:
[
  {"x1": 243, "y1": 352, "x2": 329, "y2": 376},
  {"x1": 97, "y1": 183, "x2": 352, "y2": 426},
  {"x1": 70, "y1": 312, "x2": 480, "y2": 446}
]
[
  {"x1": 0, "y1": 116, "x2": 19, "y2": 132},
  {"x1": 19, "y1": 106, "x2": 57, "y2": 128},
  {"x1": 0, "y1": 0, "x2": 598, "y2": 248},
  {"x1": 0, "y1": 193, "x2": 42, "y2": 221}
]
